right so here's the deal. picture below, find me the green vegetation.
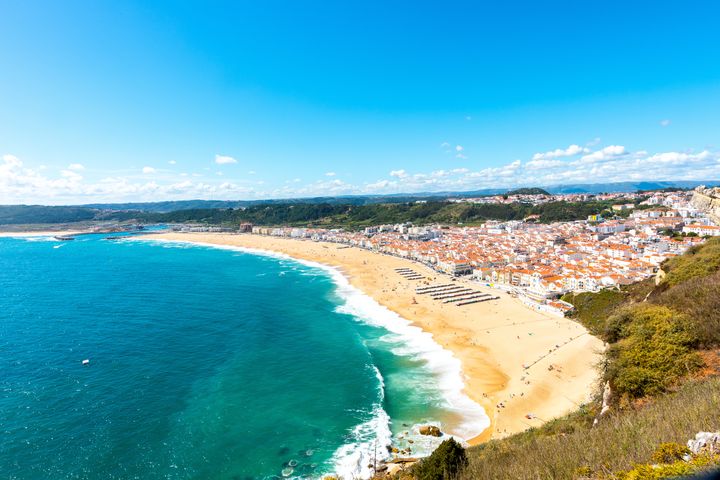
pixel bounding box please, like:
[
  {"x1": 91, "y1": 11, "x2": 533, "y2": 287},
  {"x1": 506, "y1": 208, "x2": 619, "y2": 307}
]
[
  {"x1": 560, "y1": 289, "x2": 626, "y2": 337},
  {"x1": 138, "y1": 199, "x2": 634, "y2": 228},
  {"x1": 605, "y1": 304, "x2": 702, "y2": 400},
  {"x1": 0, "y1": 205, "x2": 108, "y2": 224},
  {"x1": 2, "y1": 198, "x2": 638, "y2": 228},
  {"x1": 650, "y1": 442, "x2": 690, "y2": 464},
  {"x1": 505, "y1": 187, "x2": 551, "y2": 196},
  {"x1": 655, "y1": 271, "x2": 720, "y2": 348},
  {"x1": 412, "y1": 438, "x2": 468, "y2": 480},
  {"x1": 561, "y1": 240, "x2": 720, "y2": 402},
  {"x1": 662, "y1": 237, "x2": 720, "y2": 286}
]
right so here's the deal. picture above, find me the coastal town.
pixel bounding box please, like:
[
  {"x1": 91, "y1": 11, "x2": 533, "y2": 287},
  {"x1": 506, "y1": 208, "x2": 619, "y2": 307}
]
[{"x1": 178, "y1": 187, "x2": 720, "y2": 315}]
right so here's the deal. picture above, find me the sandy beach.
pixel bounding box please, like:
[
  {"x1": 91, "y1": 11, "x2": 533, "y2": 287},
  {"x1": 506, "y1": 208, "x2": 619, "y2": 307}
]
[{"x1": 148, "y1": 232, "x2": 603, "y2": 444}]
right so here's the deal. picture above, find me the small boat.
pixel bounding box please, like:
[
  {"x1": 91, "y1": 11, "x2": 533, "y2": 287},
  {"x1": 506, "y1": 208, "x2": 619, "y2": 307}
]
[{"x1": 82, "y1": 359, "x2": 90, "y2": 365}]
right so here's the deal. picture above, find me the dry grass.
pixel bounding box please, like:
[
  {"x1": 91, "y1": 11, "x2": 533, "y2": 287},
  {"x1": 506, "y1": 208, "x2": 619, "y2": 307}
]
[{"x1": 460, "y1": 377, "x2": 720, "y2": 480}]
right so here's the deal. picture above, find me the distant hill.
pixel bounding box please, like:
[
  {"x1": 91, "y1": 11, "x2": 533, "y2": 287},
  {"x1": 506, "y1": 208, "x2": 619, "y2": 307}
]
[
  {"x1": 79, "y1": 180, "x2": 720, "y2": 213},
  {"x1": 505, "y1": 187, "x2": 551, "y2": 195},
  {"x1": 2, "y1": 180, "x2": 719, "y2": 225},
  {"x1": 0, "y1": 205, "x2": 131, "y2": 225}
]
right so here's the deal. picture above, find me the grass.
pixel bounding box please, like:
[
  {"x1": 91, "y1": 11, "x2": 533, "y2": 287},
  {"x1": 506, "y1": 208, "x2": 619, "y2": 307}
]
[
  {"x1": 661, "y1": 237, "x2": 720, "y2": 286},
  {"x1": 459, "y1": 377, "x2": 720, "y2": 480},
  {"x1": 654, "y1": 271, "x2": 720, "y2": 347}
]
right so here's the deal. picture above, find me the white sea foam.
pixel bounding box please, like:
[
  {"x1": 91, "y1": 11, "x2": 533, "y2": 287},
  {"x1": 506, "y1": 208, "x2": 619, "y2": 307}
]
[
  {"x1": 13, "y1": 235, "x2": 59, "y2": 242},
  {"x1": 134, "y1": 238, "x2": 490, "y2": 479},
  {"x1": 325, "y1": 266, "x2": 490, "y2": 441}
]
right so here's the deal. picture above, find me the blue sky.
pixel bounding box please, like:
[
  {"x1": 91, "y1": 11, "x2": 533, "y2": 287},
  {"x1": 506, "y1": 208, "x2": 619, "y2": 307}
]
[{"x1": 1, "y1": 0, "x2": 719, "y2": 204}]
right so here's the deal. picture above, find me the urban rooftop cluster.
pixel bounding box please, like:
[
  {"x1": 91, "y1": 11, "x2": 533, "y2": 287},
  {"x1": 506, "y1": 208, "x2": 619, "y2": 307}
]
[{"x1": 177, "y1": 189, "x2": 720, "y2": 311}]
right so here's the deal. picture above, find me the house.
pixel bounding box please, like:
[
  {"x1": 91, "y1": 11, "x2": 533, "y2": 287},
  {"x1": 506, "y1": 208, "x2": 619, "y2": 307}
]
[{"x1": 683, "y1": 224, "x2": 720, "y2": 237}]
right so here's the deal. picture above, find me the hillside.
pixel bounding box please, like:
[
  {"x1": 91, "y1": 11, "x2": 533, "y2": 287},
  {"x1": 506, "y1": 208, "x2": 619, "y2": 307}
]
[
  {"x1": 401, "y1": 238, "x2": 720, "y2": 480},
  {"x1": 1, "y1": 200, "x2": 637, "y2": 228},
  {"x1": 505, "y1": 187, "x2": 551, "y2": 195}
]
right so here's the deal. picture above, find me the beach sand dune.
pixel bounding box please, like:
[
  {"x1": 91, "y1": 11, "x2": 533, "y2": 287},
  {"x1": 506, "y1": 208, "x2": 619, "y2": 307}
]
[{"x1": 149, "y1": 232, "x2": 603, "y2": 444}]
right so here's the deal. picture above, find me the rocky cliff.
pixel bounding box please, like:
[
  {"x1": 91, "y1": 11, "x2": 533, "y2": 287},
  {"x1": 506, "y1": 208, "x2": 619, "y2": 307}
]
[{"x1": 691, "y1": 186, "x2": 720, "y2": 224}]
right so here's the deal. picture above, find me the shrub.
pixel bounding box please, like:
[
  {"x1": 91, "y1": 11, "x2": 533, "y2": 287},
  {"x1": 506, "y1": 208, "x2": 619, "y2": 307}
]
[
  {"x1": 561, "y1": 289, "x2": 626, "y2": 338},
  {"x1": 616, "y1": 453, "x2": 720, "y2": 480},
  {"x1": 654, "y1": 270, "x2": 720, "y2": 348},
  {"x1": 605, "y1": 304, "x2": 702, "y2": 399},
  {"x1": 651, "y1": 442, "x2": 690, "y2": 464},
  {"x1": 662, "y1": 237, "x2": 720, "y2": 286},
  {"x1": 413, "y1": 438, "x2": 468, "y2": 480}
]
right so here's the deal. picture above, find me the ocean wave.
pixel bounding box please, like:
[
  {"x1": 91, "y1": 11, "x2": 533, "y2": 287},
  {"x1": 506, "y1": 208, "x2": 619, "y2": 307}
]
[
  {"x1": 328, "y1": 364, "x2": 392, "y2": 479},
  {"x1": 12, "y1": 235, "x2": 59, "y2": 242},
  {"x1": 135, "y1": 238, "x2": 490, "y2": 478}
]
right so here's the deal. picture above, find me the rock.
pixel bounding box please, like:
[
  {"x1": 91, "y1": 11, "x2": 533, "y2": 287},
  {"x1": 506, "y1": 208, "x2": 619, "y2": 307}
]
[
  {"x1": 418, "y1": 425, "x2": 442, "y2": 437},
  {"x1": 593, "y1": 381, "x2": 612, "y2": 426},
  {"x1": 687, "y1": 431, "x2": 720, "y2": 455}
]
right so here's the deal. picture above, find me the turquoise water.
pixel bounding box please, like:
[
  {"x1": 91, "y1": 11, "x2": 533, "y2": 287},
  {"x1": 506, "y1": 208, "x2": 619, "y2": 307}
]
[{"x1": 0, "y1": 234, "x2": 487, "y2": 479}]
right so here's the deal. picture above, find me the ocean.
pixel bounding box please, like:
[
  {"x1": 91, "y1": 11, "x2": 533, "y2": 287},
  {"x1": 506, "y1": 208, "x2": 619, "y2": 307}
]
[{"x1": 0, "y1": 233, "x2": 487, "y2": 479}]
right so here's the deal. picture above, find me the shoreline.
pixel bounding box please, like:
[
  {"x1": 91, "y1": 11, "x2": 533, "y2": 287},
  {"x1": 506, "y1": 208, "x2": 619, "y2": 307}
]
[{"x1": 146, "y1": 232, "x2": 603, "y2": 445}]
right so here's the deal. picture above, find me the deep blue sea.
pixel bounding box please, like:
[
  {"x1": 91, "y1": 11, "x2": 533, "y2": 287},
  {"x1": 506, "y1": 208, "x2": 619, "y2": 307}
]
[{"x1": 0, "y1": 233, "x2": 487, "y2": 479}]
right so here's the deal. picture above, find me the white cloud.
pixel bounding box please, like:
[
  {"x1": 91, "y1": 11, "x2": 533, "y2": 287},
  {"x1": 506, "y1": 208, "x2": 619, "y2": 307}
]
[
  {"x1": 325, "y1": 172, "x2": 336, "y2": 177},
  {"x1": 526, "y1": 158, "x2": 565, "y2": 170},
  {"x1": 456, "y1": 145, "x2": 464, "y2": 152},
  {"x1": 68, "y1": 163, "x2": 85, "y2": 171},
  {"x1": 576, "y1": 145, "x2": 627, "y2": 164},
  {"x1": 456, "y1": 153, "x2": 467, "y2": 160},
  {"x1": 215, "y1": 154, "x2": 237, "y2": 165},
  {"x1": 660, "y1": 119, "x2": 671, "y2": 127},
  {"x1": 2, "y1": 144, "x2": 719, "y2": 203},
  {"x1": 532, "y1": 144, "x2": 588, "y2": 161},
  {"x1": 440, "y1": 142, "x2": 451, "y2": 148},
  {"x1": 248, "y1": 170, "x2": 256, "y2": 175},
  {"x1": 168, "y1": 160, "x2": 177, "y2": 165},
  {"x1": 142, "y1": 166, "x2": 156, "y2": 174}
]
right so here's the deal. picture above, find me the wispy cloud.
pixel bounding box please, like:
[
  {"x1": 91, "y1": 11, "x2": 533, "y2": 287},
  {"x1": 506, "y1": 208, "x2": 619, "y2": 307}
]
[
  {"x1": 142, "y1": 166, "x2": 156, "y2": 174},
  {"x1": 214, "y1": 154, "x2": 237, "y2": 165},
  {"x1": 660, "y1": 119, "x2": 671, "y2": 127},
  {"x1": 531, "y1": 144, "x2": 588, "y2": 161}
]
